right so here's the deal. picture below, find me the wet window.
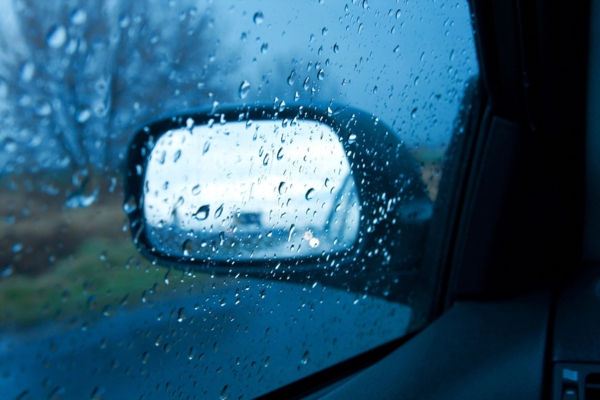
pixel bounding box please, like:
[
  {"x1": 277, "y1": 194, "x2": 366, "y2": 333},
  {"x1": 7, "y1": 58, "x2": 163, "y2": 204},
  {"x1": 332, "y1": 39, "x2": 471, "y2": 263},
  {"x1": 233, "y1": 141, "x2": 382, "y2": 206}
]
[{"x1": 0, "y1": 0, "x2": 478, "y2": 398}]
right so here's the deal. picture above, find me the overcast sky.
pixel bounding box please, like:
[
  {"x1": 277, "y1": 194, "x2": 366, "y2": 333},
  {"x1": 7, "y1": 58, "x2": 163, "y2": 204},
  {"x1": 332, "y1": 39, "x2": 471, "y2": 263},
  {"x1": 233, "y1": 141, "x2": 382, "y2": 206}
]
[{"x1": 207, "y1": 0, "x2": 478, "y2": 147}]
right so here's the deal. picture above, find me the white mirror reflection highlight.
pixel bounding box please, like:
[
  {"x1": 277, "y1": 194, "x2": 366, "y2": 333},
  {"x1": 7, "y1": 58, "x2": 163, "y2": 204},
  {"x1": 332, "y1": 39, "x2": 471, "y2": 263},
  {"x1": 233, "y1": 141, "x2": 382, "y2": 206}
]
[{"x1": 143, "y1": 120, "x2": 360, "y2": 262}]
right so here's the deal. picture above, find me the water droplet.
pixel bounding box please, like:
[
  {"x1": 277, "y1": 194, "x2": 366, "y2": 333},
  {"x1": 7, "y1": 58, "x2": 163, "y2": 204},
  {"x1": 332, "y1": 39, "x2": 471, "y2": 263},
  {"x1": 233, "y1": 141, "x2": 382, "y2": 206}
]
[
  {"x1": 263, "y1": 153, "x2": 270, "y2": 166},
  {"x1": 71, "y1": 9, "x2": 87, "y2": 25},
  {"x1": 411, "y1": 107, "x2": 418, "y2": 119},
  {"x1": 12, "y1": 243, "x2": 22, "y2": 253},
  {"x1": 164, "y1": 267, "x2": 172, "y2": 285},
  {"x1": 65, "y1": 185, "x2": 100, "y2": 209},
  {"x1": 173, "y1": 149, "x2": 182, "y2": 162},
  {"x1": 90, "y1": 386, "x2": 105, "y2": 400},
  {"x1": 220, "y1": 385, "x2": 229, "y2": 400},
  {"x1": 192, "y1": 185, "x2": 201, "y2": 195},
  {"x1": 46, "y1": 25, "x2": 67, "y2": 48},
  {"x1": 156, "y1": 151, "x2": 166, "y2": 165},
  {"x1": 183, "y1": 239, "x2": 193, "y2": 256},
  {"x1": 215, "y1": 204, "x2": 224, "y2": 218},
  {"x1": 177, "y1": 307, "x2": 187, "y2": 322},
  {"x1": 253, "y1": 12, "x2": 264, "y2": 25},
  {"x1": 220, "y1": 298, "x2": 227, "y2": 307},
  {"x1": 303, "y1": 77, "x2": 310, "y2": 90},
  {"x1": 2, "y1": 138, "x2": 15, "y2": 154},
  {"x1": 155, "y1": 334, "x2": 163, "y2": 346},
  {"x1": 301, "y1": 351, "x2": 310, "y2": 364},
  {"x1": 396, "y1": 9, "x2": 402, "y2": 18},
  {"x1": 20, "y1": 62, "x2": 35, "y2": 83},
  {"x1": 305, "y1": 188, "x2": 315, "y2": 200},
  {"x1": 35, "y1": 101, "x2": 52, "y2": 116},
  {"x1": 142, "y1": 351, "x2": 150, "y2": 364},
  {"x1": 45, "y1": 387, "x2": 65, "y2": 399},
  {"x1": 333, "y1": 43, "x2": 340, "y2": 53},
  {"x1": 348, "y1": 133, "x2": 357, "y2": 144},
  {"x1": 87, "y1": 295, "x2": 97, "y2": 310},
  {"x1": 203, "y1": 141, "x2": 210, "y2": 154},
  {"x1": 373, "y1": 85, "x2": 378, "y2": 94},
  {"x1": 260, "y1": 42, "x2": 268, "y2": 53},
  {"x1": 278, "y1": 182, "x2": 286, "y2": 195},
  {"x1": 102, "y1": 305, "x2": 115, "y2": 317},
  {"x1": 210, "y1": 101, "x2": 219, "y2": 115},
  {"x1": 123, "y1": 195, "x2": 137, "y2": 214},
  {"x1": 317, "y1": 69, "x2": 325, "y2": 80},
  {"x1": 186, "y1": 117, "x2": 195, "y2": 129},
  {"x1": 294, "y1": 91, "x2": 300, "y2": 101},
  {"x1": 188, "y1": 347, "x2": 196, "y2": 360},
  {"x1": 76, "y1": 108, "x2": 91, "y2": 123},
  {"x1": 287, "y1": 70, "x2": 296, "y2": 85},
  {"x1": 0, "y1": 265, "x2": 15, "y2": 278},
  {"x1": 276, "y1": 147, "x2": 284, "y2": 160},
  {"x1": 193, "y1": 205, "x2": 210, "y2": 220},
  {"x1": 288, "y1": 224, "x2": 296, "y2": 242},
  {"x1": 163, "y1": 343, "x2": 172, "y2": 353},
  {"x1": 322, "y1": 27, "x2": 329, "y2": 36},
  {"x1": 172, "y1": 197, "x2": 184, "y2": 212},
  {"x1": 278, "y1": 100, "x2": 286, "y2": 112},
  {"x1": 238, "y1": 80, "x2": 251, "y2": 99},
  {"x1": 393, "y1": 45, "x2": 400, "y2": 53}
]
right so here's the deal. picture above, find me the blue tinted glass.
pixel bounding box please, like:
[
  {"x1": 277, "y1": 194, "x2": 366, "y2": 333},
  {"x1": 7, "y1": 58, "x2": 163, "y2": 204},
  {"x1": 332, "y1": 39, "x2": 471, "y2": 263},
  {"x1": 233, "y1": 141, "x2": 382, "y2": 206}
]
[{"x1": 0, "y1": 0, "x2": 478, "y2": 398}]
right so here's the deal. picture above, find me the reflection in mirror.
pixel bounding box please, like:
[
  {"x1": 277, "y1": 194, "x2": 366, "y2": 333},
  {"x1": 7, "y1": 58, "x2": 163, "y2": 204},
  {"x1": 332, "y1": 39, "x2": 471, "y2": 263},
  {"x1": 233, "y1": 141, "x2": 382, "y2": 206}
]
[{"x1": 143, "y1": 119, "x2": 360, "y2": 263}]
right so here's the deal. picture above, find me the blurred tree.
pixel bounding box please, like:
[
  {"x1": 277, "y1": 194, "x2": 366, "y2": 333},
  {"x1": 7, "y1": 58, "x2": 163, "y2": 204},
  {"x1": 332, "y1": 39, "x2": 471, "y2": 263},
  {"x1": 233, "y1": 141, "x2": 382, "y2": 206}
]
[{"x1": 0, "y1": 0, "x2": 234, "y2": 182}]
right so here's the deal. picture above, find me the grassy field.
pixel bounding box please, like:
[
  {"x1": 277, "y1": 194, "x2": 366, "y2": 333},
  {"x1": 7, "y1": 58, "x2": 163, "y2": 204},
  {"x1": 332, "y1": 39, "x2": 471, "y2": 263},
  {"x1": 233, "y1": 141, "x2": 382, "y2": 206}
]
[
  {"x1": 0, "y1": 236, "x2": 208, "y2": 328},
  {"x1": 0, "y1": 174, "x2": 209, "y2": 328}
]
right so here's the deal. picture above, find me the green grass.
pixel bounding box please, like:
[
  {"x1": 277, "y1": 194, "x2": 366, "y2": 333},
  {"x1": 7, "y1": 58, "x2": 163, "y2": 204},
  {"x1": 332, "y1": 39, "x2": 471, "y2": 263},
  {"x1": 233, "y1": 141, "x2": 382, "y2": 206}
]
[
  {"x1": 0, "y1": 235, "x2": 209, "y2": 328},
  {"x1": 411, "y1": 145, "x2": 446, "y2": 164},
  {"x1": 0, "y1": 174, "x2": 212, "y2": 328}
]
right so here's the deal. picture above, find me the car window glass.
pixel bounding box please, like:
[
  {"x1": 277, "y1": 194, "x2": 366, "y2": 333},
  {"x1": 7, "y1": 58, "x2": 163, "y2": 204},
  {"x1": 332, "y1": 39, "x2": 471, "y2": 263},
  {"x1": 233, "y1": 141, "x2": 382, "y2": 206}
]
[{"x1": 0, "y1": 0, "x2": 478, "y2": 398}]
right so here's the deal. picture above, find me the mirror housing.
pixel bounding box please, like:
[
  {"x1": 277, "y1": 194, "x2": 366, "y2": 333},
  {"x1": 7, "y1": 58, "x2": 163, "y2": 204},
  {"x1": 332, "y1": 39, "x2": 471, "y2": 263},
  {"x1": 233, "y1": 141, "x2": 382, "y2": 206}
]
[{"x1": 124, "y1": 103, "x2": 431, "y2": 299}]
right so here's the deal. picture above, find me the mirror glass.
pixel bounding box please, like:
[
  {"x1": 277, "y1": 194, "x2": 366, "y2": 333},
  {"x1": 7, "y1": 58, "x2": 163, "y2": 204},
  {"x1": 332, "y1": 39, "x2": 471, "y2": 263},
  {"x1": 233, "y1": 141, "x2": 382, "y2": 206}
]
[{"x1": 143, "y1": 119, "x2": 360, "y2": 263}]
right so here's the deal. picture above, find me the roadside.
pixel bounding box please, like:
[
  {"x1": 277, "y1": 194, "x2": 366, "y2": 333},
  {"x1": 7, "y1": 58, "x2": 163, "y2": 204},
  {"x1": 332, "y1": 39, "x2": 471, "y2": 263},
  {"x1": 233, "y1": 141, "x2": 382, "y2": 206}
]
[{"x1": 0, "y1": 173, "x2": 208, "y2": 328}]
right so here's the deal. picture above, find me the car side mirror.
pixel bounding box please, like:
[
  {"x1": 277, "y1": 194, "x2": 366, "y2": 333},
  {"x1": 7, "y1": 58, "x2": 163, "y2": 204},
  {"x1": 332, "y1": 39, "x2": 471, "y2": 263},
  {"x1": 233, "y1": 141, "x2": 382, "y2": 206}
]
[{"x1": 124, "y1": 104, "x2": 431, "y2": 287}]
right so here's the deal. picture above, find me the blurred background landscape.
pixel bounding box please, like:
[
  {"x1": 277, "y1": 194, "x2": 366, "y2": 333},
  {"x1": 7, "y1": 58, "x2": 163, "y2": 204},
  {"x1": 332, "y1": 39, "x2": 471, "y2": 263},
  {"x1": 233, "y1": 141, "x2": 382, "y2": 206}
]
[{"x1": 0, "y1": 0, "x2": 472, "y2": 328}]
